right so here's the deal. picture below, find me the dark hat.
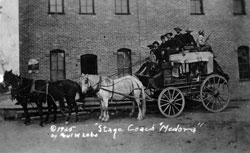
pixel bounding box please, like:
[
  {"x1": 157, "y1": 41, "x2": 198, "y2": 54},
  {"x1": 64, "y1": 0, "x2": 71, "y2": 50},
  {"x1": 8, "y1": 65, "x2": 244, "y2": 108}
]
[
  {"x1": 198, "y1": 30, "x2": 204, "y2": 35},
  {"x1": 164, "y1": 32, "x2": 173, "y2": 36},
  {"x1": 174, "y1": 26, "x2": 182, "y2": 31},
  {"x1": 160, "y1": 35, "x2": 165, "y2": 40},
  {"x1": 185, "y1": 28, "x2": 193, "y2": 33},
  {"x1": 147, "y1": 44, "x2": 154, "y2": 49},
  {"x1": 152, "y1": 41, "x2": 160, "y2": 46}
]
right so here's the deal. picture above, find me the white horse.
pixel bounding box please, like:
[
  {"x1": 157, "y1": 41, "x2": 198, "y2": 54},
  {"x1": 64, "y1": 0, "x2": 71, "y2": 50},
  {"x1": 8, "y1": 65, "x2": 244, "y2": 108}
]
[{"x1": 79, "y1": 74, "x2": 146, "y2": 122}]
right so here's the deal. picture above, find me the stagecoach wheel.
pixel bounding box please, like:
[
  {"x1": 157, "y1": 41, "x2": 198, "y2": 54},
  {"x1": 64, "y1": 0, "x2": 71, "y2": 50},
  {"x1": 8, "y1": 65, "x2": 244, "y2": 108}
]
[
  {"x1": 200, "y1": 74, "x2": 230, "y2": 112},
  {"x1": 158, "y1": 87, "x2": 185, "y2": 118}
]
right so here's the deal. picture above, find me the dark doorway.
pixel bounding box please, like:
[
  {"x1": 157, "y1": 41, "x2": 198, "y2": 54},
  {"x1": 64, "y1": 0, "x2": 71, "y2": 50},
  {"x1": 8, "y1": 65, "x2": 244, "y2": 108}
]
[
  {"x1": 50, "y1": 49, "x2": 66, "y2": 81},
  {"x1": 117, "y1": 48, "x2": 132, "y2": 77},
  {"x1": 81, "y1": 54, "x2": 98, "y2": 74}
]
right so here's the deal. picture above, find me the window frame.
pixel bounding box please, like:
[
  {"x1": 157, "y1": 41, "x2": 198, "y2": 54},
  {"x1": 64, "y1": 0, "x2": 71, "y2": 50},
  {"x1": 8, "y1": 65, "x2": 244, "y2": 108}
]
[
  {"x1": 48, "y1": 0, "x2": 65, "y2": 14},
  {"x1": 190, "y1": 0, "x2": 205, "y2": 15},
  {"x1": 79, "y1": 0, "x2": 96, "y2": 15},
  {"x1": 237, "y1": 46, "x2": 250, "y2": 81},
  {"x1": 50, "y1": 49, "x2": 66, "y2": 81},
  {"x1": 117, "y1": 48, "x2": 132, "y2": 77},
  {"x1": 115, "y1": 0, "x2": 130, "y2": 15},
  {"x1": 233, "y1": 0, "x2": 246, "y2": 15}
]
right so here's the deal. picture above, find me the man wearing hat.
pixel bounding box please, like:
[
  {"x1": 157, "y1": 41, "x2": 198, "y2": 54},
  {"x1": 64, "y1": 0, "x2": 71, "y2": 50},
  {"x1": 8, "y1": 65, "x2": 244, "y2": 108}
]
[
  {"x1": 182, "y1": 28, "x2": 196, "y2": 48},
  {"x1": 165, "y1": 32, "x2": 182, "y2": 52},
  {"x1": 173, "y1": 26, "x2": 183, "y2": 43},
  {"x1": 196, "y1": 30, "x2": 213, "y2": 53},
  {"x1": 135, "y1": 41, "x2": 159, "y2": 76}
]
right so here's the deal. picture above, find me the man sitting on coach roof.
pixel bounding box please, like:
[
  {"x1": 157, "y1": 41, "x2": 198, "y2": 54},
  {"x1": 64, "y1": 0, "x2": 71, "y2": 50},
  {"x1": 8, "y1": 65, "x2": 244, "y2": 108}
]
[
  {"x1": 182, "y1": 28, "x2": 196, "y2": 50},
  {"x1": 196, "y1": 30, "x2": 213, "y2": 53}
]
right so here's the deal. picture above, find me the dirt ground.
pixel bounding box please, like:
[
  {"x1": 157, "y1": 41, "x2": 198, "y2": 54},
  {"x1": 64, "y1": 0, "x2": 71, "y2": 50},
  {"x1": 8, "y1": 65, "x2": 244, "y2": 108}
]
[{"x1": 0, "y1": 99, "x2": 250, "y2": 153}]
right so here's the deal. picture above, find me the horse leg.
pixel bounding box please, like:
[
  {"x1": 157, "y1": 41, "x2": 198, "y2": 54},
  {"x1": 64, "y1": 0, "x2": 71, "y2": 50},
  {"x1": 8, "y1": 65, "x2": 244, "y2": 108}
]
[
  {"x1": 51, "y1": 99, "x2": 58, "y2": 123},
  {"x1": 103, "y1": 98, "x2": 109, "y2": 122},
  {"x1": 129, "y1": 100, "x2": 135, "y2": 117},
  {"x1": 135, "y1": 97, "x2": 143, "y2": 120},
  {"x1": 65, "y1": 100, "x2": 72, "y2": 124},
  {"x1": 37, "y1": 101, "x2": 44, "y2": 127},
  {"x1": 98, "y1": 101, "x2": 104, "y2": 120},
  {"x1": 21, "y1": 101, "x2": 31, "y2": 125},
  {"x1": 72, "y1": 100, "x2": 79, "y2": 123},
  {"x1": 45, "y1": 99, "x2": 52, "y2": 123}
]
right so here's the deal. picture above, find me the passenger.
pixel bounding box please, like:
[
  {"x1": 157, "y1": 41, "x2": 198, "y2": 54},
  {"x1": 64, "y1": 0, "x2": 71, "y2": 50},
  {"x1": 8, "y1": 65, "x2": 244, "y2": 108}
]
[
  {"x1": 173, "y1": 26, "x2": 184, "y2": 44},
  {"x1": 165, "y1": 32, "x2": 182, "y2": 53},
  {"x1": 182, "y1": 28, "x2": 196, "y2": 49},
  {"x1": 196, "y1": 30, "x2": 213, "y2": 53},
  {"x1": 159, "y1": 35, "x2": 168, "y2": 49},
  {"x1": 135, "y1": 41, "x2": 159, "y2": 76}
]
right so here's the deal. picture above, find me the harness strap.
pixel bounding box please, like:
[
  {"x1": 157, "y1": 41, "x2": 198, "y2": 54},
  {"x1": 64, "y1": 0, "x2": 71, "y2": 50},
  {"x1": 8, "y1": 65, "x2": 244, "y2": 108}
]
[
  {"x1": 30, "y1": 80, "x2": 36, "y2": 93},
  {"x1": 95, "y1": 76, "x2": 102, "y2": 92},
  {"x1": 111, "y1": 80, "x2": 114, "y2": 100},
  {"x1": 45, "y1": 80, "x2": 49, "y2": 104}
]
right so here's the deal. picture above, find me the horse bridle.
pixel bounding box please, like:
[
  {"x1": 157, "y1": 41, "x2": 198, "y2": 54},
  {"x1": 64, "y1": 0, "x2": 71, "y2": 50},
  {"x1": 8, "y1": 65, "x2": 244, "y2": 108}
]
[{"x1": 82, "y1": 75, "x2": 102, "y2": 92}]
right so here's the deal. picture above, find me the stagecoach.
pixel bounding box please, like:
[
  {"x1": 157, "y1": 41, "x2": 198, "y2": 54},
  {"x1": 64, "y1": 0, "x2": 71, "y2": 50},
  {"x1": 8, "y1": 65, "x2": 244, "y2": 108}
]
[
  {"x1": 136, "y1": 51, "x2": 230, "y2": 118},
  {"x1": 2, "y1": 51, "x2": 231, "y2": 125}
]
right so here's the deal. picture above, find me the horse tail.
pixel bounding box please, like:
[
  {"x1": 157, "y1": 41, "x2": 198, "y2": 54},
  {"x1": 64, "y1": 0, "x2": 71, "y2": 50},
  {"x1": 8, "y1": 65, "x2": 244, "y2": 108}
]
[
  {"x1": 141, "y1": 85, "x2": 146, "y2": 118},
  {"x1": 76, "y1": 82, "x2": 85, "y2": 102}
]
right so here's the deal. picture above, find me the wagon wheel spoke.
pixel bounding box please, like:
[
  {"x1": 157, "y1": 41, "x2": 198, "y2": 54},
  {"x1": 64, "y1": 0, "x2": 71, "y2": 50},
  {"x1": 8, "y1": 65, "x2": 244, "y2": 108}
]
[
  {"x1": 174, "y1": 98, "x2": 183, "y2": 102},
  {"x1": 218, "y1": 95, "x2": 228, "y2": 102},
  {"x1": 216, "y1": 77, "x2": 221, "y2": 88},
  {"x1": 171, "y1": 105, "x2": 176, "y2": 115},
  {"x1": 163, "y1": 104, "x2": 171, "y2": 113},
  {"x1": 161, "y1": 102, "x2": 170, "y2": 107},
  {"x1": 168, "y1": 90, "x2": 171, "y2": 99},
  {"x1": 163, "y1": 93, "x2": 171, "y2": 101},
  {"x1": 173, "y1": 92, "x2": 181, "y2": 100},
  {"x1": 203, "y1": 85, "x2": 213, "y2": 92},
  {"x1": 211, "y1": 97, "x2": 216, "y2": 110},
  {"x1": 204, "y1": 95, "x2": 213, "y2": 107},
  {"x1": 202, "y1": 94, "x2": 213, "y2": 101},
  {"x1": 172, "y1": 104, "x2": 180, "y2": 113},
  {"x1": 216, "y1": 97, "x2": 223, "y2": 109},
  {"x1": 167, "y1": 104, "x2": 171, "y2": 115},
  {"x1": 160, "y1": 98, "x2": 170, "y2": 103},
  {"x1": 171, "y1": 89, "x2": 176, "y2": 99},
  {"x1": 174, "y1": 102, "x2": 183, "y2": 106}
]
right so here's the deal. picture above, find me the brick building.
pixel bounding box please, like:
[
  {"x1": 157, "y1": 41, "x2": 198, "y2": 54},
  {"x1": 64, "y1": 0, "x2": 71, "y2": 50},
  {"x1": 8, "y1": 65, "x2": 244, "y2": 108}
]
[{"x1": 19, "y1": 0, "x2": 250, "y2": 99}]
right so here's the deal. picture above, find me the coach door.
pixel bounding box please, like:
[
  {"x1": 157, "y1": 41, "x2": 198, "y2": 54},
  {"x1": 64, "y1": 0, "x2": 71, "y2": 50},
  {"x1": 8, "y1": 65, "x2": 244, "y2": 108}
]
[
  {"x1": 117, "y1": 48, "x2": 132, "y2": 77},
  {"x1": 81, "y1": 54, "x2": 98, "y2": 74},
  {"x1": 50, "y1": 49, "x2": 66, "y2": 81}
]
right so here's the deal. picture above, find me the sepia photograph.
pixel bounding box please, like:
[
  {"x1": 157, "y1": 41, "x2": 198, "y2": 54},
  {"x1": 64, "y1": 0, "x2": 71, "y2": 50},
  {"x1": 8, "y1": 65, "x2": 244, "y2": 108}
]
[{"x1": 0, "y1": 0, "x2": 250, "y2": 153}]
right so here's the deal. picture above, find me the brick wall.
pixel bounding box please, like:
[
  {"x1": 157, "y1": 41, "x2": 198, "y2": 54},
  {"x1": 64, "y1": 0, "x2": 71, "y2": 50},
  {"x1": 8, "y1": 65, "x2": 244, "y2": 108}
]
[{"x1": 19, "y1": 0, "x2": 250, "y2": 99}]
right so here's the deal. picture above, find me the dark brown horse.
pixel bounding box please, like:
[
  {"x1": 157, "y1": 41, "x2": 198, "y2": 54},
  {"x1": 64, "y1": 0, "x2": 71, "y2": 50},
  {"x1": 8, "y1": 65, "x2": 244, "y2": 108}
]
[{"x1": 3, "y1": 70, "x2": 85, "y2": 126}]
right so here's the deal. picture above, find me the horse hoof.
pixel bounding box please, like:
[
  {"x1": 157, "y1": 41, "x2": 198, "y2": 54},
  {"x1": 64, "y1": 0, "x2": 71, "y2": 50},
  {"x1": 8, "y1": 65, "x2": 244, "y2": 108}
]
[
  {"x1": 39, "y1": 123, "x2": 44, "y2": 127},
  {"x1": 24, "y1": 122, "x2": 31, "y2": 126},
  {"x1": 137, "y1": 116, "x2": 143, "y2": 120}
]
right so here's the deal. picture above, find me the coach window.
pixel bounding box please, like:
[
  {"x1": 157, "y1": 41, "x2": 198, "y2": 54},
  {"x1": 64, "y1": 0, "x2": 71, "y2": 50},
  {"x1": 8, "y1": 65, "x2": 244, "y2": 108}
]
[
  {"x1": 237, "y1": 46, "x2": 250, "y2": 81},
  {"x1": 115, "y1": 0, "x2": 130, "y2": 15},
  {"x1": 117, "y1": 48, "x2": 132, "y2": 77},
  {"x1": 233, "y1": 0, "x2": 246, "y2": 15},
  {"x1": 79, "y1": 0, "x2": 95, "y2": 14},
  {"x1": 48, "y1": 0, "x2": 64, "y2": 14},
  {"x1": 190, "y1": 0, "x2": 204, "y2": 15},
  {"x1": 50, "y1": 50, "x2": 66, "y2": 81}
]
